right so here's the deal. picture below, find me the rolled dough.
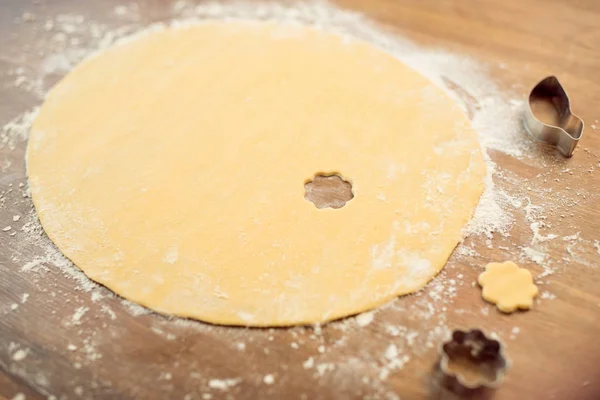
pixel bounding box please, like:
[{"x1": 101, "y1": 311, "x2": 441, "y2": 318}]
[{"x1": 27, "y1": 22, "x2": 486, "y2": 326}]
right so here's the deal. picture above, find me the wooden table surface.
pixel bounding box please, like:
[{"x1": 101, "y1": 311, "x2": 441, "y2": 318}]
[{"x1": 1, "y1": 0, "x2": 600, "y2": 399}]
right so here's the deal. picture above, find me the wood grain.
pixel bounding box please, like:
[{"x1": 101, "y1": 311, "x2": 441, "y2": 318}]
[{"x1": 1, "y1": 0, "x2": 600, "y2": 399}]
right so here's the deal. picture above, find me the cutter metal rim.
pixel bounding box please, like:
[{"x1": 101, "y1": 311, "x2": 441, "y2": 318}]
[
  {"x1": 523, "y1": 75, "x2": 584, "y2": 157},
  {"x1": 438, "y1": 328, "x2": 511, "y2": 391}
]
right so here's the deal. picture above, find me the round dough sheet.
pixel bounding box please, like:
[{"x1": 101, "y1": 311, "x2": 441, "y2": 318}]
[{"x1": 28, "y1": 22, "x2": 486, "y2": 326}]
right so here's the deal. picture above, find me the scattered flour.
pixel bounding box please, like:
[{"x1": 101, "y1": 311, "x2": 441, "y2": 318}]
[
  {"x1": 355, "y1": 311, "x2": 375, "y2": 327},
  {"x1": 0, "y1": 108, "x2": 39, "y2": 150},
  {"x1": 563, "y1": 232, "x2": 581, "y2": 242},
  {"x1": 12, "y1": 349, "x2": 29, "y2": 361},
  {"x1": 541, "y1": 291, "x2": 557, "y2": 300},
  {"x1": 159, "y1": 372, "x2": 172, "y2": 381},
  {"x1": 315, "y1": 363, "x2": 335, "y2": 377},
  {"x1": 90, "y1": 290, "x2": 104, "y2": 303},
  {"x1": 81, "y1": 337, "x2": 102, "y2": 361},
  {"x1": 523, "y1": 247, "x2": 547, "y2": 266},
  {"x1": 379, "y1": 343, "x2": 410, "y2": 380},
  {"x1": 151, "y1": 326, "x2": 177, "y2": 341},
  {"x1": 303, "y1": 357, "x2": 314, "y2": 369},
  {"x1": 509, "y1": 326, "x2": 520, "y2": 340},
  {"x1": 384, "y1": 344, "x2": 398, "y2": 360},
  {"x1": 120, "y1": 299, "x2": 151, "y2": 316},
  {"x1": 530, "y1": 222, "x2": 558, "y2": 244},
  {"x1": 100, "y1": 304, "x2": 117, "y2": 320},
  {"x1": 208, "y1": 378, "x2": 241, "y2": 390},
  {"x1": 71, "y1": 306, "x2": 89, "y2": 325}
]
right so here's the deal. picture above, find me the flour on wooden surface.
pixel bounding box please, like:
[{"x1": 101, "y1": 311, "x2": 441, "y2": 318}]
[
  {"x1": 355, "y1": 310, "x2": 375, "y2": 327},
  {"x1": 540, "y1": 291, "x2": 557, "y2": 300},
  {"x1": 263, "y1": 374, "x2": 275, "y2": 385},
  {"x1": 100, "y1": 304, "x2": 117, "y2": 320},
  {"x1": 12, "y1": 348, "x2": 29, "y2": 362},
  {"x1": 208, "y1": 378, "x2": 241, "y2": 390},
  {"x1": 1, "y1": 1, "x2": 597, "y2": 398},
  {"x1": 71, "y1": 306, "x2": 88, "y2": 325}
]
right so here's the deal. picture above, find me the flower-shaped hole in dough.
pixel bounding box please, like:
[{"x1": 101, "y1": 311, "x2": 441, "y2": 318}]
[{"x1": 478, "y1": 261, "x2": 539, "y2": 313}]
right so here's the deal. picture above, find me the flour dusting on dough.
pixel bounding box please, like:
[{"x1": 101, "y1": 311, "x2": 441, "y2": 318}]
[
  {"x1": 163, "y1": 245, "x2": 179, "y2": 264},
  {"x1": 398, "y1": 251, "x2": 432, "y2": 279},
  {"x1": 371, "y1": 234, "x2": 396, "y2": 270}
]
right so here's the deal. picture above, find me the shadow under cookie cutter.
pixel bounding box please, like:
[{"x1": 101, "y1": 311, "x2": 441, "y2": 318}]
[{"x1": 523, "y1": 76, "x2": 584, "y2": 157}]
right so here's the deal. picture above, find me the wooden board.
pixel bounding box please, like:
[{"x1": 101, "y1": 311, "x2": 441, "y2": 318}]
[{"x1": 1, "y1": 0, "x2": 600, "y2": 399}]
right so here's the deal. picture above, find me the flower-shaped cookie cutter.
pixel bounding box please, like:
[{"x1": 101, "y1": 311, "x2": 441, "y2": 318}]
[
  {"x1": 523, "y1": 75, "x2": 584, "y2": 157},
  {"x1": 433, "y1": 329, "x2": 509, "y2": 398}
]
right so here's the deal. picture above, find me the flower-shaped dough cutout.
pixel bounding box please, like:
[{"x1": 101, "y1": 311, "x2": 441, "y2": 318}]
[{"x1": 478, "y1": 261, "x2": 539, "y2": 313}]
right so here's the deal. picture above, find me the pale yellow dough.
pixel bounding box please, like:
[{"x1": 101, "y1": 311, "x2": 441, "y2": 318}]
[
  {"x1": 478, "y1": 261, "x2": 539, "y2": 313},
  {"x1": 28, "y1": 22, "x2": 486, "y2": 326}
]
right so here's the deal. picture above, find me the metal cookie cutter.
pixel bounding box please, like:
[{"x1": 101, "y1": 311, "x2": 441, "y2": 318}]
[
  {"x1": 523, "y1": 76, "x2": 584, "y2": 157},
  {"x1": 431, "y1": 329, "x2": 509, "y2": 399}
]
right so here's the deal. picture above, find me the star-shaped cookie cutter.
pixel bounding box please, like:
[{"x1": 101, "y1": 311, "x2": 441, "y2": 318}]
[
  {"x1": 523, "y1": 76, "x2": 584, "y2": 157},
  {"x1": 432, "y1": 329, "x2": 509, "y2": 399}
]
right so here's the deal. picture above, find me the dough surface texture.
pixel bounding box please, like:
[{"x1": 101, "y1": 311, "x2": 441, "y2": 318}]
[
  {"x1": 28, "y1": 22, "x2": 486, "y2": 326},
  {"x1": 478, "y1": 261, "x2": 538, "y2": 313}
]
